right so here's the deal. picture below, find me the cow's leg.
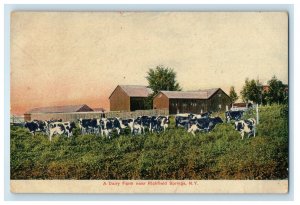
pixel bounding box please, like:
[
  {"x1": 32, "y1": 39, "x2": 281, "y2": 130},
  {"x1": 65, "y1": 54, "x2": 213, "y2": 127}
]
[
  {"x1": 241, "y1": 131, "x2": 244, "y2": 140},
  {"x1": 49, "y1": 131, "x2": 54, "y2": 141}
]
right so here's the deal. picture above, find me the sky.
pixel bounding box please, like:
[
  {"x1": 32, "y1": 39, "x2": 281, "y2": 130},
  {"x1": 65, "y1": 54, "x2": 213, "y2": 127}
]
[{"x1": 10, "y1": 12, "x2": 288, "y2": 115}]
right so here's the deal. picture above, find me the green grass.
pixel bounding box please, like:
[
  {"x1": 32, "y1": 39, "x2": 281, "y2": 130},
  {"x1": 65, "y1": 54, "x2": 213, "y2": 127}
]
[{"x1": 10, "y1": 104, "x2": 288, "y2": 180}]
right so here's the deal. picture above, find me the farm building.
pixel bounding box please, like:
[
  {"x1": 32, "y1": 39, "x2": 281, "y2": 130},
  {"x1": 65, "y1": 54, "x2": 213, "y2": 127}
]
[
  {"x1": 24, "y1": 104, "x2": 94, "y2": 121},
  {"x1": 153, "y1": 88, "x2": 231, "y2": 114},
  {"x1": 109, "y1": 85, "x2": 153, "y2": 111}
]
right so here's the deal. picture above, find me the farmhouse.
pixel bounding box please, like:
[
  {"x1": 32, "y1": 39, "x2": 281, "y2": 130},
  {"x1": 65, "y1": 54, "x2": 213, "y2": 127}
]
[
  {"x1": 109, "y1": 85, "x2": 153, "y2": 111},
  {"x1": 153, "y1": 88, "x2": 231, "y2": 114},
  {"x1": 24, "y1": 104, "x2": 94, "y2": 121}
]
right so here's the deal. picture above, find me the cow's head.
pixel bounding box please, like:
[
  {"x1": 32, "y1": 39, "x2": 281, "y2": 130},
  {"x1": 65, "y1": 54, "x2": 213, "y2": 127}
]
[
  {"x1": 166, "y1": 116, "x2": 170, "y2": 124},
  {"x1": 235, "y1": 121, "x2": 244, "y2": 131}
]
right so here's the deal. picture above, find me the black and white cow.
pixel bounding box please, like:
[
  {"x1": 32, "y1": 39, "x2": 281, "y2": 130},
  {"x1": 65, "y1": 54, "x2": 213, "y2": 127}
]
[
  {"x1": 134, "y1": 116, "x2": 150, "y2": 134},
  {"x1": 235, "y1": 118, "x2": 256, "y2": 140},
  {"x1": 225, "y1": 110, "x2": 244, "y2": 123},
  {"x1": 24, "y1": 120, "x2": 49, "y2": 135},
  {"x1": 78, "y1": 118, "x2": 101, "y2": 135},
  {"x1": 156, "y1": 115, "x2": 170, "y2": 132},
  {"x1": 99, "y1": 118, "x2": 113, "y2": 138},
  {"x1": 116, "y1": 118, "x2": 135, "y2": 134},
  {"x1": 98, "y1": 118, "x2": 122, "y2": 138},
  {"x1": 188, "y1": 117, "x2": 223, "y2": 136},
  {"x1": 48, "y1": 121, "x2": 76, "y2": 141},
  {"x1": 175, "y1": 113, "x2": 194, "y2": 129}
]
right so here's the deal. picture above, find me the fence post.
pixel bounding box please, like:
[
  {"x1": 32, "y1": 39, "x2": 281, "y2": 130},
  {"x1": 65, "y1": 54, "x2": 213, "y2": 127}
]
[{"x1": 256, "y1": 103, "x2": 259, "y2": 125}]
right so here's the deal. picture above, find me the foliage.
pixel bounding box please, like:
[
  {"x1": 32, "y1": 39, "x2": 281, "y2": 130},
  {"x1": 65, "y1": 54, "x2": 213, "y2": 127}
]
[
  {"x1": 146, "y1": 65, "x2": 181, "y2": 95},
  {"x1": 229, "y1": 86, "x2": 238, "y2": 103},
  {"x1": 11, "y1": 105, "x2": 288, "y2": 180},
  {"x1": 240, "y1": 78, "x2": 262, "y2": 104},
  {"x1": 265, "y1": 76, "x2": 288, "y2": 105}
]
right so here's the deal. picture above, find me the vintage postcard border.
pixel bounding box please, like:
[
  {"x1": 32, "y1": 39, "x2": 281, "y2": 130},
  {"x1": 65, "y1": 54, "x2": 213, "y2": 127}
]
[{"x1": 4, "y1": 4, "x2": 294, "y2": 201}]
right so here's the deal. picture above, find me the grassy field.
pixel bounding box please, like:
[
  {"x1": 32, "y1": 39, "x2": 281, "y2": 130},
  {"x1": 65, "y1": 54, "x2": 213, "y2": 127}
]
[{"x1": 10, "y1": 104, "x2": 288, "y2": 180}]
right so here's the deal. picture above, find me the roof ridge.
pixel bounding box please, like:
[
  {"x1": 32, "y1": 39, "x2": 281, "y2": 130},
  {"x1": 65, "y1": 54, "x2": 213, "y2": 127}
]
[{"x1": 25, "y1": 104, "x2": 91, "y2": 114}]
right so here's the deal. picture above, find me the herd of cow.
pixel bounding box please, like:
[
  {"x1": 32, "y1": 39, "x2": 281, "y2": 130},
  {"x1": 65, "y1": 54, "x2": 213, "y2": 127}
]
[{"x1": 20, "y1": 110, "x2": 256, "y2": 141}]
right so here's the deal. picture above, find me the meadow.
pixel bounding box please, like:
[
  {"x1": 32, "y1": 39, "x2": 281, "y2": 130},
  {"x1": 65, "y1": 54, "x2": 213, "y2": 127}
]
[{"x1": 10, "y1": 104, "x2": 288, "y2": 180}]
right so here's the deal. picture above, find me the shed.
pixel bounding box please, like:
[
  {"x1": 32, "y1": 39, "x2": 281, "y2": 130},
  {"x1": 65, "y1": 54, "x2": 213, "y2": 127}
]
[
  {"x1": 24, "y1": 104, "x2": 94, "y2": 121},
  {"x1": 153, "y1": 88, "x2": 231, "y2": 114},
  {"x1": 109, "y1": 85, "x2": 153, "y2": 111}
]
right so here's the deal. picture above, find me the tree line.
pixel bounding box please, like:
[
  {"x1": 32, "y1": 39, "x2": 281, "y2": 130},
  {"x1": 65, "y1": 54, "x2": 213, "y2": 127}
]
[
  {"x1": 230, "y1": 76, "x2": 288, "y2": 105},
  {"x1": 144, "y1": 65, "x2": 287, "y2": 107}
]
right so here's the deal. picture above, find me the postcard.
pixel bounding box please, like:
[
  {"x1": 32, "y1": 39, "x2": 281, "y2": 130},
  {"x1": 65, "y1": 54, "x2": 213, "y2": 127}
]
[{"x1": 10, "y1": 11, "x2": 288, "y2": 193}]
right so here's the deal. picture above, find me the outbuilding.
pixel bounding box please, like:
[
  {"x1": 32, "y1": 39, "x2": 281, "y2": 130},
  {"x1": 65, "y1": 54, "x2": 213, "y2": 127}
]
[
  {"x1": 153, "y1": 88, "x2": 231, "y2": 114},
  {"x1": 24, "y1": 104, "x2": 94, "y2": 121},
  {"x1": 109, "y1": 85, "x2": 153, "y2": 111}
]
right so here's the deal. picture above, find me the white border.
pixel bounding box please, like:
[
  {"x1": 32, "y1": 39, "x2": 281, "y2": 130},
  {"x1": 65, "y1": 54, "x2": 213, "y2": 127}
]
[{"x1": 1, "y1": 1, "x2": 298, "y2": 204}]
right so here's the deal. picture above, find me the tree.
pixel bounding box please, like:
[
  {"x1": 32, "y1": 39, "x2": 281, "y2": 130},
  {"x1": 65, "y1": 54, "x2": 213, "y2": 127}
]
[
  {"x1": 145, "y1": 65, "x2": 181, "y2": 109},
  {"x1": 266, "y1": 76, "x2": 287, "y2": 105},
  {"x1": 240, "y1": 78, "x2": 262, "y2": 104},
  {"x1": 146, "y1": 65, "x2": 181, "y2": 94},
  {"x1": 229, "y1": 86, "x2": 238, "y2": 103}
]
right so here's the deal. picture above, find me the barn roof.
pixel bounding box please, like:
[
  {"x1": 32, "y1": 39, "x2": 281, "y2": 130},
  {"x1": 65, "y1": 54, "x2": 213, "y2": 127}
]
[
  {"x1": 159, "y1": 88, "x2": 221, "y2": 99},
  {"x1": 25, "y1": 104, "x2": 93, "y2": 114},
  {"x1": 110, "y1": 85, "x2": 153, "y2": 98}
]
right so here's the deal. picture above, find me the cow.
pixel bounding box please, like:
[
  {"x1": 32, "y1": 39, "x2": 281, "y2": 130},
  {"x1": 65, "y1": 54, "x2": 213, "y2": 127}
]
[
  {"x1": 99, "y1": 118, "x2": 125, "y2": 138},
  {"x1": 188, "y1": 117, "x2": 223, "y2": 136},
  {"x1": 99, "y1": 118, "x2": 113, "y2": 138},
  {"x1": 116, "y1": 118, "x2": 135, "y2": 134},
  {"x1": 156, "y1": 115, "x2": 170, "y2": 132},
  {"x1": 133, "y1": 116, "x2": 150, "y2": 134},
  {"x1": 126, "y1": 117, "x2": 142, "y2": 135},
  {"x1": 78, "y1": 118, "x2": 100, "y2": 135},
  {"x1": 235, "y1": 118, "x2": 256, "y2": 140},
  {"x1": 225, "y1": 110, "x2": 244, "y2": 123},
  {"x1": 48, "y1": 121, "x2": 76, "y2": 141},
  {"x1": 24, "y1": 120, "x2": 49, "y2": 135},
  {"x1": 175, "y1": 113, "x2": 194, "y2": 129}
]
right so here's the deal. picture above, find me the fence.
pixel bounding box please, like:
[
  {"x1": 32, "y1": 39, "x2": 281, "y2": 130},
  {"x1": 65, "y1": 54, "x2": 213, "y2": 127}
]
[
  {"x1": 10, "y1": 115, "x2": 25, "y2": 124},
  {"x1": 26, "y1": 109, "x2": 169, "y2": 122}
]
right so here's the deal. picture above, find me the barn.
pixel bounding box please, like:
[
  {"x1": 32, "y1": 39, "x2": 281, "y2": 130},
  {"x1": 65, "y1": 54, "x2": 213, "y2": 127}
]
[
  {"x1": 24, "y1": 104, "x2": 94, "y2": 121},
  {"x1": 109, "y1": 85, "x2": 153, "y2": 111},
  {"x1": 153, "y1": 88, "x2": 231, "y2": 114}
]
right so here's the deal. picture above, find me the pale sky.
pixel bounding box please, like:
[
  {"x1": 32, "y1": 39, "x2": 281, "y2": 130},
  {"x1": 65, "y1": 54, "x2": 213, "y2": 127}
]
[{"x1": 11, "y1": 12, "x2": 288, "y2": 115}]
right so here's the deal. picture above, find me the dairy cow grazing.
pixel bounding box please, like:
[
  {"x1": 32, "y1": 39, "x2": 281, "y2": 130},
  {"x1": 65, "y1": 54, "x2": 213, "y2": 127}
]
[
  {"x1": 24, "y1": 120, "x2": 49, "y2": 135},
  {"x1": 78, "y1": 118, "x2": 101, "y2": 135},
  {"x1": 48, "y1": 121, "x2": 76, "y2": 141},
  {"x1": 235, "y1": 118, "x2": 256, "y2": 140},
  {"x1": 116, "y1": 118, "x2": 135, "y2": 134},
  {"x1": 188, "y1": 117, "x2": 223, "y2": 136},
  {"x1": 175, "y1": 113, "x2": 194, "y2": 129},
  {"x1": 156, "y1": 115, "x2": 170, "y2": 132}
]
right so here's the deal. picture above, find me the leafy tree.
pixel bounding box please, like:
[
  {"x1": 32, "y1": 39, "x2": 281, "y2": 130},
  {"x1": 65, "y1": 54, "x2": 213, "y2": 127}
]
[
  {"x1": 229, "y1": 86, "x2": 238, "y2": 103},
  {"x1": 146, "y1": 65, "x2": 181, "y2": 94},
  {"x1": 266, "y1": 76, "x2": 287, "y2": 105},
  {"x1": 145, "y1": 65, "x2": 181, "y2": 109},
  {"x1": 240, "y1": 78, "x2": 263, "y2": 104}
]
